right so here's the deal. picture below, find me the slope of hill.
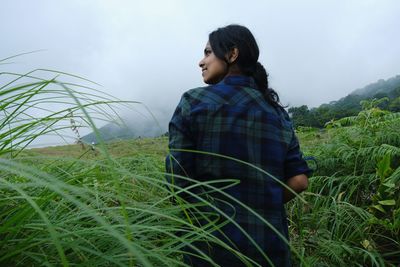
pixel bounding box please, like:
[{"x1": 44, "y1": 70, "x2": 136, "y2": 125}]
[
  {"x1": 82, "y1": 123, "x2": 137, "y2": 143},
  {"x1": 82, "y1": 117, "x2": 166, "y2": 143},
  {"x1": 351, "y1": 75, "x2": 400, "y2": 97},
  {"x1": 289, "y1": 74, "x2": 400, "y2": 127}
]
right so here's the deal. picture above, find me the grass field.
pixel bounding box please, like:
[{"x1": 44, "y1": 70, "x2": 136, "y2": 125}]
[
  {"x1": 18, "y1": 119, "x2": 400, "y2": 266},
  {"x1": 29, "y1": 137, "x2": 168, "y2": 160},
  {"x1": 0, "y1": 64, "x2": 398, "y2": 266}
]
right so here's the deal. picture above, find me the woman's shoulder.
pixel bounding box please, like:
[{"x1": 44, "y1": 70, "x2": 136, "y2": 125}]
[
  {"x1": 181, "y1": 85, "x2": 222, "y2": 104},
  {"x1": 184, "y1": 86, "x2": 209, "y2": 97}
]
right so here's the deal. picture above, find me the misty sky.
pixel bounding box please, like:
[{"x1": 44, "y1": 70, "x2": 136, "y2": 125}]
[{"x1": 1, "y1": 0, "x2": 400, "y2": 145}]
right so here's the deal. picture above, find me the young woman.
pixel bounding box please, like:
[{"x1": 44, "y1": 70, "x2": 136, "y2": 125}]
[{"x1": 166, "y1": 24, "x2": 311, "y2": 266}]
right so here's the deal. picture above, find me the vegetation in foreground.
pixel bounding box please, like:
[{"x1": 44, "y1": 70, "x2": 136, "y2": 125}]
[
  {"x1": 289, "y1": 99, "x2": 400, "y2": 266},
  {"x1": 1, "y1": 59, "x2": 399, "y2": 266},
  {"x1": 1, "y1": 63, "x2": 265, "y2": 266},
  {"x1": 9, "y1": 102, "x2": 399, "y2": 266}
]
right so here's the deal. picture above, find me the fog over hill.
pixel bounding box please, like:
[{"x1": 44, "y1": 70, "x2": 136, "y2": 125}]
[
  {"x1": 350, "y1": 75, "x2": 400, "y2": 97},
  {"x1": 82, "y1": 106, "x2": 169, "y2": 143}
]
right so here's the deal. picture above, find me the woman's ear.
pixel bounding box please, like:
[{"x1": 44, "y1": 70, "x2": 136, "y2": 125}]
[{"x1": 227, "y1": 47, "x2": 239, "y2": 63}]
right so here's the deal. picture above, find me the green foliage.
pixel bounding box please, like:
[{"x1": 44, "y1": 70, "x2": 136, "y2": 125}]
[
  {"x1": 1, "y1": 59, "x2": 299, "y2": 266},
  {"x1": 2, "y1": 55, "x2": 400, "y2": 266},
  {"x1": 369, "y1": 155, "x2": 400, "y2": 234},
  {"x1": 0, "y1": 61, "x2": 201, "y2": 266},
  {"x1": 388, "y1": 96, "x2": 400, "y2": 112},
  {"x1": 289, "y1": 101, "x2": 400, "y2": 266},
  {"x1": 288, "y1": 105, "x2": 317, "y2": 127}
]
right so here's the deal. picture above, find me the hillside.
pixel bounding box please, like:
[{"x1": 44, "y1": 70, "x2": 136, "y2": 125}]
[
  {"x1": 82, "y1": 116, "x2": 166, "y2": 143},
  {"x1": 289, "y1": 74, "x2": 400, "y2": 127},
  {"x1": 29, "y1": 136, "x2": 168, "y2": 160},
  {"x1": 351, "y1": 75, "x2": 400, "y2": 97}
]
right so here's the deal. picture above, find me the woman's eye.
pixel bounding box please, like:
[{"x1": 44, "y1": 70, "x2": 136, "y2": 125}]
[{"x1": 204, "y1": 49, "x2": 211, "y2": 56}]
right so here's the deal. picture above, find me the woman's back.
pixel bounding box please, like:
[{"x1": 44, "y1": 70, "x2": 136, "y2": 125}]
[
  {"x1": 166, "y1": 24, "x2": 310, "y2": 266},
  {"x1": 167, "y1": 75, "x2": 309, "y2": 266}
]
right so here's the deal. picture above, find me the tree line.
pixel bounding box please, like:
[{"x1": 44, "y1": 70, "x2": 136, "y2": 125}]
[{"x1": 288, "y1": 75, "x2": 400, "y2": 128}]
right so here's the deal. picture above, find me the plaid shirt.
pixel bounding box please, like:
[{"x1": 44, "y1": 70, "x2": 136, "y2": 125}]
[{"x1": 166, "y1": 75, "x2": 311, "y2": 266}]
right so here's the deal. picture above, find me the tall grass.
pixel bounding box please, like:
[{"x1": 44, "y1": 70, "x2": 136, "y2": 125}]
[
  {"x1": 289, "y1": 99, "x2": 400, "y2": 266},
  {"x1": 0, "y1": 56, "x2": 299, "y2": 266},
  {"x1": 3, "y1": 54, "x2": 398, "y2": 266},
  {"x1": 0, "y1": 59, "x2": 213, "y2": 266}
]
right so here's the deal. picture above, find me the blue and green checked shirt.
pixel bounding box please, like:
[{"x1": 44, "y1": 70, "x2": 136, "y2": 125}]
[{"x1": 166, "y1": 75, "x2": 311, "y2": 266}]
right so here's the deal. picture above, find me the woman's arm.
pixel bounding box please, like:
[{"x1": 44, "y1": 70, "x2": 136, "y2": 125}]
[
  {"x1": 165, "y1": 94, "x2": 196, "y2": 200},
  {"x1": 283, "y1": 126, "x2": 312, "y2": 203},
  {"x1": 283, "y1": 174, "x2": 308, "y2": 203}
]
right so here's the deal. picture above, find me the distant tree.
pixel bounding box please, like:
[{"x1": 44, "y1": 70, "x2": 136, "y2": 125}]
[
  {"x1": 361, "y1": 97, "x2": 389, "y2": 110},
  {"x1": 373, "y1": 92, "x2": 388, "y2": 99},
  {"x1": 312, "y1": 105, "x2": 332, "y2": 127},
  {"x1": 387, "y1": 86, "x2": 400, "y2": 99},
  {"x1": 388, "y1": 96, "x2": 400, "y2": 112},
  {"x1": 372, "y1": 93, "x2": 390, "y2": 109},
  {"x1": 288, "y1": 105, "x2": 310, "y2": 127}
]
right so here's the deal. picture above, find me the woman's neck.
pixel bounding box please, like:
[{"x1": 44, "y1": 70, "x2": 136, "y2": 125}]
[{"x1": 225, "y1": 64, "x2": 243, "y2": 77}]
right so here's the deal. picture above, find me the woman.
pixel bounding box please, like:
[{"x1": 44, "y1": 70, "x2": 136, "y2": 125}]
[{"x1": 166, "y1": 24, "x2": 311, "y2": 266}]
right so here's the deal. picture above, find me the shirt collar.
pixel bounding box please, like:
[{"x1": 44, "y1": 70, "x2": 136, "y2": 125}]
[{"x1": 218, "y1": 75, "x2": 257, "y2": 88}]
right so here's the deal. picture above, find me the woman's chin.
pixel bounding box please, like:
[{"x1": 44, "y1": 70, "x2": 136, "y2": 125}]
[
  {"x1": 203, "y1": 77, "x2": 211, "y2": 84},
  {"x1": 203, "y1": 77, "x2": 221, "y2": 85}
]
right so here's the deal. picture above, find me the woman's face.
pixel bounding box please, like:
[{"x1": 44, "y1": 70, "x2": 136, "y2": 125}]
[{"x1": 198, "y1": 41, "x2": 227, "y2": 84}]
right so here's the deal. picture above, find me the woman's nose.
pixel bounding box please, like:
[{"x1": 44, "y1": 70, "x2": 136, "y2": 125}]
[{"x1": 199, "y1": 58, "x2": 205, "y2": 68}]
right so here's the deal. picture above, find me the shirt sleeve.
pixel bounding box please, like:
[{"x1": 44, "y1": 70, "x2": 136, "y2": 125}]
[
  {"x1": 165, "y1": 93, "x2": 196, "y2": 198},
  {"x1": 284, "y1": 131, "x2": 313, "y2": 180}
]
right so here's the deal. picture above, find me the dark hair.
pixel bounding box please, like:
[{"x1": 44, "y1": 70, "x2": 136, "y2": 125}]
[{"x1": 209, "y1": 24, "x2": 282, "y2": 108}]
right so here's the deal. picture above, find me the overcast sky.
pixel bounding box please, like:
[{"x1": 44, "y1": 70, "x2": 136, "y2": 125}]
[{"x1": 1, "y1": 0, "x2": 400, "y2": 145}]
